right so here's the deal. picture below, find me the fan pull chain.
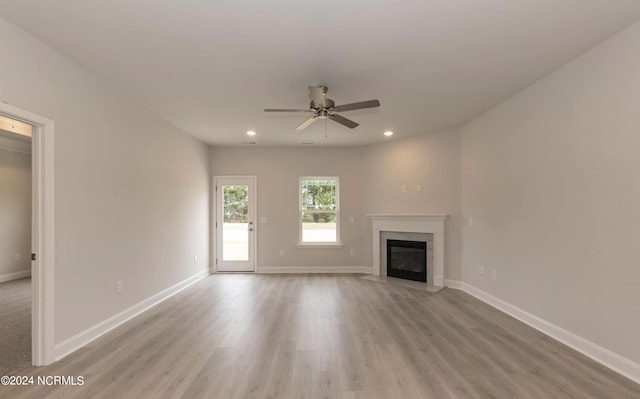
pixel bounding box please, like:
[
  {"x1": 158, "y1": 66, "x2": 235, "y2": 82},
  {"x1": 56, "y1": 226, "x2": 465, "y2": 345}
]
[{"x1": 325, "y1": 118, "x2": 328, "y2": 139}]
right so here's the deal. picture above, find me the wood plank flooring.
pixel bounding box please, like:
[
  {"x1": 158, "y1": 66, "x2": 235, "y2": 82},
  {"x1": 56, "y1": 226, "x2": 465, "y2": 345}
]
[{"x1": 2, "y1": 274, "x2": 639, "y2": 398}]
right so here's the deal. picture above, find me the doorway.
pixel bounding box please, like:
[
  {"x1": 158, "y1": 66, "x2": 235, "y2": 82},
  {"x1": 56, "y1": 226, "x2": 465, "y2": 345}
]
[
  {"x1": 0, "y1": 119, "x2": 32, "y2": 374},
  {"x1": 214, "y1": 176, "x2": 256, "y2": 272},
  {"x1": 0, "y1": 103, "x2": 55, "y2": 367}
]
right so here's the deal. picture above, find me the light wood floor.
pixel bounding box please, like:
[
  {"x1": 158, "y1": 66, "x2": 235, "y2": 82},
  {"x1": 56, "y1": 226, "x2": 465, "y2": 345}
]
[{"x1": 2, "y1": 274, "x2": 639, "y2": 398}]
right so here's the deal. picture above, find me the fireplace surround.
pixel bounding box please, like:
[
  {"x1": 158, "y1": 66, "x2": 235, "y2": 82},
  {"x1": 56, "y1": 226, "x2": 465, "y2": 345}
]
[{"x1": 368, "y1": 214, "x2": 447, "y2": 289}]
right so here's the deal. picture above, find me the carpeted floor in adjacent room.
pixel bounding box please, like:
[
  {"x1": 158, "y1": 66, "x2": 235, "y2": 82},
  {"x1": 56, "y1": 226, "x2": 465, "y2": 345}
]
[{"x1": 0, "y1": 277, "x2": 31, "y2": 375}]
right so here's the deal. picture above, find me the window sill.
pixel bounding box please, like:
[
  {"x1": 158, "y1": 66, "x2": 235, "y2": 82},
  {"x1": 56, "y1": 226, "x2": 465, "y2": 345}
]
[{"x1": 297, "y1": 243, "x2": 344, "y2": 249}]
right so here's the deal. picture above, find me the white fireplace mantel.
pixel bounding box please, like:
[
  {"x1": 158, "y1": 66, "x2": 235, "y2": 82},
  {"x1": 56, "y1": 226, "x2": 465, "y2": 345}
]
[{"x1": 368, "y1": 214, "x2": 447, "y2": 288}]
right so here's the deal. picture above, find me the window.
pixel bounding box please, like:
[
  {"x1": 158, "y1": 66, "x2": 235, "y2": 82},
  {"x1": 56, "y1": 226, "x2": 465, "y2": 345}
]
[{"x1": 299, "y1": 177, "x2": 340, "y2": 244}]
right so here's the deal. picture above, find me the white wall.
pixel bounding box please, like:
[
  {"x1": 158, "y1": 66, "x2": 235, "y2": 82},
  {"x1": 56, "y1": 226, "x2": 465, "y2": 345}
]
[
  {"x1": 210, "y1": 130, "x2": 463, "y2": 280},
  {"x1": 0, "y1": 17, "x2": 210, "y2": 343},
  {"x1": 461, "y1": 20, "x2": 640, "y2": 364},
  {"x1": 210, "y1": 146, "x2": 365, "y2": 269},
  {"x1": 0, "y1": 145, "x2": 31, "y2": 278},
  {"x1": 362, "y1": 129, "x2": 462, "y2": 281}
]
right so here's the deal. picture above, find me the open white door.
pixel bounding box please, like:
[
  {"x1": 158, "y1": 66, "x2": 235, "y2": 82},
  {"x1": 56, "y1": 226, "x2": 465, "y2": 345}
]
[{"x1": 215, "y1": 177, "x2": 256, "y2": 272}]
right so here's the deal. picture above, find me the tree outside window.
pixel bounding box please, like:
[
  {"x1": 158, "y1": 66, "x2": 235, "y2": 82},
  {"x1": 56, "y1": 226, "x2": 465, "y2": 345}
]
[
  {"x1": 223, "y1": 185, "x2": 248, "y2": 223},
  {"x1": 300, "y1": 177, "x2": 339, "y2": 243}
]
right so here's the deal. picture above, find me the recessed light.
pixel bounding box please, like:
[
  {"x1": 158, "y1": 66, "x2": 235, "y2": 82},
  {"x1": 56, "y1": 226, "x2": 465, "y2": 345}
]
[
  {"x1": 384, "y1": 131, "x2": 394, "y2": 137},
  {"x1": 246, "y1": 130, "x2": 256, "y2": 136}
]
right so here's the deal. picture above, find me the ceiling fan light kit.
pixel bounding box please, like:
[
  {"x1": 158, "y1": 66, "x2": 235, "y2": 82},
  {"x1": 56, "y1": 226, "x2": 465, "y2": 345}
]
[{"x1": 265, "y1": 85, "x2": 380, "y2": 131}]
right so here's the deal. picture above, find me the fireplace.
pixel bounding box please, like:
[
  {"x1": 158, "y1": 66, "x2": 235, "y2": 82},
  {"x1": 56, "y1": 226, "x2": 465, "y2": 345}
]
[
  {"x1": 369, "y1": 214, "x2": 446, "y2": 289},
  {"x1": 387, "y1": 239, "x2": 427, "y2": 282}
]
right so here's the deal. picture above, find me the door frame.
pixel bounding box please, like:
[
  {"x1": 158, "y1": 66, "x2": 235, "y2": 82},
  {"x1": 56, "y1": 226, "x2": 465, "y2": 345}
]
[
  {"x1": 0, "y1": 102, "x2": 56, "y2": 366},
  {"x1": 213, "y1": 176, "x2": 257, "y2": 272}
]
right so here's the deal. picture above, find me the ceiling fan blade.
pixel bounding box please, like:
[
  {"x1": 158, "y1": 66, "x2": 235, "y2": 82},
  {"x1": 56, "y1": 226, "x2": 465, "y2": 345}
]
[
  {"x1": 264, "y1": 108, "x2": 312, "y2": 112},
  {"x1": 332, "y1": 99, "x2": 380, "y2": 112},
  {"x1": 308, "y1": 86, "x2": 326, "y2": 108},
  {"x1": 296, "y1": 116, "x2": 319, "y2": 131},
  {"x1": 328, "y1": 113, "x2": 359, "y2": 129}
]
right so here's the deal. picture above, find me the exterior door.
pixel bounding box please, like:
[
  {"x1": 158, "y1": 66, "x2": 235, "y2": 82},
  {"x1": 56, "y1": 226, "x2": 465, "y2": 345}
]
[{"x1": 215, "y1": 177, "x2": 256, "y2": 272}]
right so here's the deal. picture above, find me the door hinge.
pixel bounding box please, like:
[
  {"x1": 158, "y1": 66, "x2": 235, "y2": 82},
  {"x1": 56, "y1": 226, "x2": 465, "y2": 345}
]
[
  {"x1": 31, "y1": 253, "x2": 37, "y2": 261},
  {"x1": 215, "y1": 221, "x2": 218, "y2": 228},
  {"x1": 216, "y1": 259, "x2": 218, "y2": 265}
]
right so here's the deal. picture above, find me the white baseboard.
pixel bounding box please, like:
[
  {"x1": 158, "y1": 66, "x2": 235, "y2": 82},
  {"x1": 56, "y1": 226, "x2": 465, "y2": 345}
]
[
  {"x1": 257, "y1": 266, "x2": 371, "y2": 274},
  {"x1": 444, "y1": 279, "x2": 462, "y2": 289},
  {"x1": 53, "y1": 269, "x2": 209, "y2": 361},
  {"x1": 461, "y1": 282, "x2": 640, "y2": 385},
  {"x1": 0, "y1": 269, "x2": 31, "y2": 283}
]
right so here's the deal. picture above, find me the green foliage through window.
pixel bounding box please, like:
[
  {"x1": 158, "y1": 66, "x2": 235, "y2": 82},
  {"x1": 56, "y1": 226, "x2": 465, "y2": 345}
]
[
  {"x1": 223, "y1": 185, "x2": 248, "y2": 223},
  {"x1": 301, "y1": 179, "x2": 336, "y2": 213},
  {"x1": 300, "y1": 178, "x2": 339, "y2": 243},
  {"x1": 302, "y1": 212, "x2": 337, "y2": 223}
]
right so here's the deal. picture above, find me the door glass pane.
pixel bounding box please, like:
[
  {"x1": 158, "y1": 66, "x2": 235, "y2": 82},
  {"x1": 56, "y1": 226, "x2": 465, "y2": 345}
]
[{"x1": 222, "y1": 185, "x2": 249, "y2": 261}]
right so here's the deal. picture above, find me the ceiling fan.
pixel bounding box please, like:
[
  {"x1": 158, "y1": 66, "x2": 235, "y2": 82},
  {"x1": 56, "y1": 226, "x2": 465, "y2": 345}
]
[{"x1": 264, "y1": 86, "x2": 380, "y2": 130}]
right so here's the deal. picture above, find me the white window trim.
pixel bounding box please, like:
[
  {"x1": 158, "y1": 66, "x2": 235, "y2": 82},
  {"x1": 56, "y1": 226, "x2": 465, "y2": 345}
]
[{"x1": 298, "y1": 176, "x2": 341, "y2": 246}]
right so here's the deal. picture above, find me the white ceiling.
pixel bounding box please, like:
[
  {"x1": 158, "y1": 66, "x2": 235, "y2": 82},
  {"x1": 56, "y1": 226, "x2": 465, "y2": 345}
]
[{"x1": 1, "y1": 1, "x2": 640, "y2": 146}]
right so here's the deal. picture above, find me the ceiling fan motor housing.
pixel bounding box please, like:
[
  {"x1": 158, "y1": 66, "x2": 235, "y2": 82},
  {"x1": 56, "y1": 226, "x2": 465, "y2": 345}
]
[{"x1": 311, "y1": 98, "x2": 335, "y2": 110}]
